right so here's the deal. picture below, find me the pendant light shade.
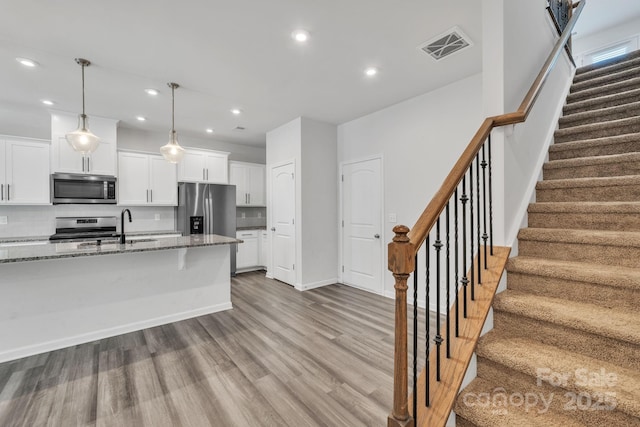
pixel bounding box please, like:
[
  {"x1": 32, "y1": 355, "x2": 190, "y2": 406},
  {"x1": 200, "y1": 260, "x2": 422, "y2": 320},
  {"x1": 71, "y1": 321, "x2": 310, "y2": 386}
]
[
  {"x1": 66, "y1": 58, "x2": 101, "y2": 154},
  {"x1": 160, "y1": 82, "x2": 185, "y2": 163}
]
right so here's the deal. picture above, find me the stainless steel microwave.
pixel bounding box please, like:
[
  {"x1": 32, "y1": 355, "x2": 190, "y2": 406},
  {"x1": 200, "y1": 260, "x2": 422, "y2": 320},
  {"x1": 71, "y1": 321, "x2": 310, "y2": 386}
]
[{"x1": 51, "y1": 173, "x2": 117, "y2": 204}]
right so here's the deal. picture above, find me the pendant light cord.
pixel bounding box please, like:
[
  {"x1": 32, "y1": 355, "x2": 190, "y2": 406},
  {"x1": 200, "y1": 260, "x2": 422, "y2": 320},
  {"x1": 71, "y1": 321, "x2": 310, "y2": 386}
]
[
  {"x1": 81, "y1": 62, "x2": 86, "y2": 116},
  {"x1": 171, "y1": 83, "x2": 175, "y2": 132}
]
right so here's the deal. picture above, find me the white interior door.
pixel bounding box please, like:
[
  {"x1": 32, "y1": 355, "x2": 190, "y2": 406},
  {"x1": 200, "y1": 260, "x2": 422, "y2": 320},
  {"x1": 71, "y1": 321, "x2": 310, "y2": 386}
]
[
  {"x1": 271, "y1": 162, "x2": 296, "y2": 286},
  {"x1": 342, "y1": 158, "x2": 382, "y2": 293}
]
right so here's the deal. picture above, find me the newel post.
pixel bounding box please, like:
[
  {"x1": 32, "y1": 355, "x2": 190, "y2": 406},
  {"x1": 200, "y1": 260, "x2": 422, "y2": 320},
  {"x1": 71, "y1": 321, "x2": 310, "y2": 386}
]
[{"x1": 388, "y1": 225, "x2": 416, "y2": 427}]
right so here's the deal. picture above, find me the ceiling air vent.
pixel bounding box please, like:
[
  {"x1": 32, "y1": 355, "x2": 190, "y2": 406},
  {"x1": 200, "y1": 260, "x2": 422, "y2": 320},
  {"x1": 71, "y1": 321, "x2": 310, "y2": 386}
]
[{"x1": 419, "y1": 26, "x2": 473, "y2": 61}]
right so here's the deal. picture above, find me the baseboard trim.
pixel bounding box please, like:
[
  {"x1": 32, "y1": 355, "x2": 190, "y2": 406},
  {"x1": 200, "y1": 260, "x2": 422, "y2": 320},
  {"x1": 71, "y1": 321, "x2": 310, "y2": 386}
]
[
  {"x1": 295, "y1": 278, "x2": 338, "y2": 291},
  {"x1": 0, "y1": 302, "x2": 233, "y2": 364}
]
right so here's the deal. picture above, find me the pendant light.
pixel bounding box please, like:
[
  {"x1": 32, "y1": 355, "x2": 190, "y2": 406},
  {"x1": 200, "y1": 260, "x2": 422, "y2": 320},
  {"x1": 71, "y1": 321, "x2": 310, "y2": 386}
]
[
  {"x1": 65, "y1": 58, "x2": 100, "y2": 154},
  {"x1": 160, "y1": 82, "x2": 185, "y2": 163}
]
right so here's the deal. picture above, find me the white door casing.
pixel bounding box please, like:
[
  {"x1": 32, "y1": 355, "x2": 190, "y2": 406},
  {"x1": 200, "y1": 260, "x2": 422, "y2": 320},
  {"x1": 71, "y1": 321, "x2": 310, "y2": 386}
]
[
  {"x1": 270, "y1": 162, "x2": 296, "y2": 286},
  {"x1": 342, "y1": 157, "x2": 383, "y2": 294}
]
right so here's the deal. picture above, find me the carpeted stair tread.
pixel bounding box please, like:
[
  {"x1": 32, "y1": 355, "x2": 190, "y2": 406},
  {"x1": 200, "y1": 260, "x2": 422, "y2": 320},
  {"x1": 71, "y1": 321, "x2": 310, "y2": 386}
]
[
  {"x1": 518, "y1": 227, "x2": 640, "y2": 248},
  {"x1": 566, "y1": 76, "x2": 640, "y2": 104},
  {"x1": 536, "y1": 174, "x2": 640, "y2": 189},
  {"x1": 554, "y1": 116, "x2": 640, "y2": 143},
  {"x1": 493, "y1": 290, "x2": 640, "y2": 346},
  {"x1": 528, "y1": 201, "x2": 640, "y2": 215},
  {"x1": 548, "y1": 132, "x2": 640, "y2": 160},
  {"x1": 574, "y1": 50, "x2": 640, "y2": 81},
  {"x1": 571, "y1": 66, "x2": 640, "y2": 93},
  {"x1": 507, "y1": 255, "x2": 640, "y2": 292},
  {"x1": 564, "y1": 87, "x2": 640, "y2": 115},
  {"x1": 455, "y1": 377, "x2": 585, "y2": 427},
  {"x1": 543, "y1": 152, "x2": 640, "y2": 179},
  {"x1": 476, "y1": 334, "x2": 640, "y2": 419},
  {"x1": 559, "y1": 100, "x2": 640, "y2": 129}
]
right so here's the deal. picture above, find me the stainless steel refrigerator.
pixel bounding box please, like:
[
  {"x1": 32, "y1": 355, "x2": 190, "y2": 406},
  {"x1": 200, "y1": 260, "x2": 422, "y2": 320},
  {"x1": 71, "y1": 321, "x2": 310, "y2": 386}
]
[{"x1": 177, "y1": 183, "x2": 237, "y2": 275}]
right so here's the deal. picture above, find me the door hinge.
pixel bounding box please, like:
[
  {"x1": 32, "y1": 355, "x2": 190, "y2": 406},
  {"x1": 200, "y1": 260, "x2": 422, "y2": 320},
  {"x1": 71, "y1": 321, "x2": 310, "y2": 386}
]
[
  {"x1": 292, "y1": 264, "x2": 295, "y2": 270},
  {"x1": 341, "y1": 174, "x2": 344, "y2": 182},
  {"x1": 292, "y1": 218, "x2": 295, "y2": 225},
  {"x1": 291, "y1": 172, "x2": 294, "y2": 179},
  {"x1": 342, "y1": 265, "x2": 344, "y2": 272},
  {"x1": 341, "y1": 220, "x2": 344, "y2": 227}
]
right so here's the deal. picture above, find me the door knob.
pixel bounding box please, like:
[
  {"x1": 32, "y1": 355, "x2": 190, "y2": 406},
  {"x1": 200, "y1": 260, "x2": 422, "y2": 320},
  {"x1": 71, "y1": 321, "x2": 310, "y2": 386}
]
[
  {"x1": 374, "y1": 234, "x2": 380, "y2": 239},
  {"x1": 271, "y1": 227, "x2": 276, "y2": 232}
]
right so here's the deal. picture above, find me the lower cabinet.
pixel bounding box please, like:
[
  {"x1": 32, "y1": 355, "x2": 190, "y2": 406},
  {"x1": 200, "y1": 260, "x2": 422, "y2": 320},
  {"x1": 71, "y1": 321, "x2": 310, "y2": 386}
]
[
  {"x1": 236, "y1": 229, "x2": 268, "y2": 271},
  {"x1": 236, "y1": 230, "x2": 260, "y2": 270}
]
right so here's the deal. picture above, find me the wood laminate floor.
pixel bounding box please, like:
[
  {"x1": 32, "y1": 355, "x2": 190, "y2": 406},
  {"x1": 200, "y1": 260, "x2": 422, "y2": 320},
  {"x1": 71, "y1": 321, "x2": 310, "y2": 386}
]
[{"x1": 0, "y1": 272, "x2": 435, "y2": 427}]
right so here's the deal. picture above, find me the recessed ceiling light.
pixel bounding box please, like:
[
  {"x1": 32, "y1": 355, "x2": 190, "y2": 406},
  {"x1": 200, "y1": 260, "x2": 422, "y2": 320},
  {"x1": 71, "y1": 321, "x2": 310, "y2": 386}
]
[
  {"x1": 206, "y1": 128, "x2": 214, "y2": 134},
  {"x1": 364, "y1": 67, "x2": 378, "y2": 77},
  {"x1": 231, "y1": 108, "x2": 242, "y2": 115},
  {"x1": 145, "y1": 88, "x2": 159, "y2": 96},
  {"x1": 136, "y1": 116, "x2": 146, "y2": 122},
  {"x1": 41, "y1": 100, "x2": 55, "y2": 106},
  {"x1": 16, "y1": 57, "x2": 38, "y2": 68},
  {"x1": 292, "y1": 30, "x2": 310, "y2": 43}
]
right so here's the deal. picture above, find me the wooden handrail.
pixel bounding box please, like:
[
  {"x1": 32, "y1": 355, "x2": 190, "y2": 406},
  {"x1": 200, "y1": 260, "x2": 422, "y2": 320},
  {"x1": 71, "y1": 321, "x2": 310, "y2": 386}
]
[
  {"x1": 405, "y1": 0, "x2": 585, "y2": 252},
  {"x1": 388, "y1": 2, "x2": 585, "y2": 426}
]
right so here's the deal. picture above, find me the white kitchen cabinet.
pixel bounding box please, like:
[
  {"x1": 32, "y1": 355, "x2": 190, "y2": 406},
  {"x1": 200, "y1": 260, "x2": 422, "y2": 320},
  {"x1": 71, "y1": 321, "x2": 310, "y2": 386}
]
[
  {"x1": 51, "y1": 111, "x2": 118, "y2": 176},
  {"x1": 0, "y1": 137, "x2": 50, "y2": 205},
  {"x1": 229, "y1": 161, "x2": 265, "y2": 206},
  {"x1": 177, "y1": 149, "x2": 229, "y2": 184},
  {"x1": 118, "y1": 151, "x2": 177, "y2": 206},
  {"x1": 259, "y1": 229, "x2": 269, "y2": 267},
  {"x1": 236, "y1": 230, "x2": 260, "y2": 270}
]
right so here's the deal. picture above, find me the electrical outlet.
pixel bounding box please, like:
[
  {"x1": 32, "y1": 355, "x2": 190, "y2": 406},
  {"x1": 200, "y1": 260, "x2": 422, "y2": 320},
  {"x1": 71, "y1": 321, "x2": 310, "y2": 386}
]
[
  {"x1": 257, "y1": 212, "x2": 262, "y2": 218},
  {"x1": 388, "y1": 213, "x2": 397, "y2": 223},
  {"x1": 241, "y1": 212, "x2": 246, "y2": 218},
  {"x1": 154, "y1": 214, "x2": 160, "y2": 221},
  {"x1": 0, "y1": 216, "x2": 7, "y2": 225}
]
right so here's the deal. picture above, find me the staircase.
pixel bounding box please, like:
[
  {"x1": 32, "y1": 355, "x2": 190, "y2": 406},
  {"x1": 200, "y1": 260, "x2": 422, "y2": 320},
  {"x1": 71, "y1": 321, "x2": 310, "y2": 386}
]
[{"x1": 455, "y1": 51, "x2": 640, "y2": 426}]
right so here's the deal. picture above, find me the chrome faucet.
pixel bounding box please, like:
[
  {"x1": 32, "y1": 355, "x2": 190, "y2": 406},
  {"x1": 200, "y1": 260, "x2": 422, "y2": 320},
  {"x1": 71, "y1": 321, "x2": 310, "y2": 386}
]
[{"x1": 120, "y1": 209, "x2": 132, "y2": 244}]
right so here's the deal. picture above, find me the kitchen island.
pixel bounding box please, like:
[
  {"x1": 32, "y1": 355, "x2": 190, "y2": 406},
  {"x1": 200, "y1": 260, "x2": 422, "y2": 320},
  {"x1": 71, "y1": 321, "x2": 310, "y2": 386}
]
[{"x1": 0, "y1": 234, "x2": 240, "y2": 362}]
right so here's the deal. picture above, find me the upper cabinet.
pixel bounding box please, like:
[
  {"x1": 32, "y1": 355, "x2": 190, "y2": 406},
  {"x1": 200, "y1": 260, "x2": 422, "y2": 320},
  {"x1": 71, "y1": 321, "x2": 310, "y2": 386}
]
[
  {"x1": 229, "y1": 161, "x2": 265, "y2": 206},
  {"x1": 51, "y1": 111, "x2": 118, "y2": 176},
  {"x1": 177, "y1": 148, "x2": 229, "y2": 184},
  {"x1": 0, "y1": 136, "x2": 50, "y2": 205},
  {"x1": 118, "y1": 151, "x2": 177, "y2": 206}
]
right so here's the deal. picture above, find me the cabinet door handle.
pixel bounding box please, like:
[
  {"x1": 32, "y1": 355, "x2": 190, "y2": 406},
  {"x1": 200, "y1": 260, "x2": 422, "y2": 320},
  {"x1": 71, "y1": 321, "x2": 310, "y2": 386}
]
[
  {"x1": 150, "y1": 189, "x2": 153, "y2": 203},
  {"x1": 82, "y1": 157, "x2": 85, "y2": 172},
  {"x1": 248, "y1": 193, "x2": 251, "y2": 204},
  {"x1": 87, "y1": 157, "x2": 90, "y2": 172},
  {"x1": 203, "y1": 168, "x2": 205, "y2": 180},
  {"x1": 207, "y1": 169, "x2": 209, "y2": 180},
  {"x1": 6, "y1": 184, "x2": 9, "y2": 201},
  {"x1": 0, "y1": 184, "x2": 3, "y2": 200},
  {"x1": 146, "y1": 189, "x2": 149, "y2": 202},
  {"x1": 271, "y1": 227, "x2": 276, "y2": 232}
]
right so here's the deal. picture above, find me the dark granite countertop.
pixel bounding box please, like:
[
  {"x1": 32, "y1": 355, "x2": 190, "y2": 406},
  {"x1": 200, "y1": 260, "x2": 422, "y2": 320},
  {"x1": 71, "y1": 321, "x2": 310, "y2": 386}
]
[
  {"x1": 0, "y1": 230, "x2": 182, "y2": 244},
  {"x1": 236, "y1": 226, "x2": 267, "y2": 231},
  {"x1": 0, "y1": 234, "x2": 239, "y2": 264}
]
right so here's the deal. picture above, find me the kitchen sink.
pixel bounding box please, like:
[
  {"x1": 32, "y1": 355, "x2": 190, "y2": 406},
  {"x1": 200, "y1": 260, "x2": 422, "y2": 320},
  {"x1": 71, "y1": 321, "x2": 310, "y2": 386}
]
[{"x1": 77, "y1": 238, "x2": 157, "y2": 248}]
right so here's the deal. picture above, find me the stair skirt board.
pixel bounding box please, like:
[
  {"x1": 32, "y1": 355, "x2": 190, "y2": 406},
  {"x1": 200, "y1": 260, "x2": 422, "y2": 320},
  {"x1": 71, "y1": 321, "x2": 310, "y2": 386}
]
[{"x1": 455, "y1": 50, "x2": 640, "y2": 426}]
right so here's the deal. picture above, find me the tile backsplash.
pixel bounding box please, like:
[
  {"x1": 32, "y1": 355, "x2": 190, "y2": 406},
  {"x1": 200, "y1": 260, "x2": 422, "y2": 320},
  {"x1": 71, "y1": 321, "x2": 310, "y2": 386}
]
[
  {"x1": 0, "y1": 205, "x2": 176, "y2": 238},
  {"x1": 236, "y1": 206, "x2": 266, "y2": 228}
]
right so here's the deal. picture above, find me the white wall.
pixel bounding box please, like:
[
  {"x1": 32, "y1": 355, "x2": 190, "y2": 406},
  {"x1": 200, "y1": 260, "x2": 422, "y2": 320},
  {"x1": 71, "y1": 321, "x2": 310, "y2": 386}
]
[
  {"x1": 573, "y1": 17, "x2": 640, "y2": 66},
  {"x1": 338, "y1": 73, "x2": 484, "y2": 299},
  {"x1": 118, "y1": 127, "x2": 265, "y2": 164},
  {"x1": 300, "y1": 118, "x2": 338, "y2": 286},
  {"x1": 266, "y1": 117, "x2": 338, "y2": 290}
]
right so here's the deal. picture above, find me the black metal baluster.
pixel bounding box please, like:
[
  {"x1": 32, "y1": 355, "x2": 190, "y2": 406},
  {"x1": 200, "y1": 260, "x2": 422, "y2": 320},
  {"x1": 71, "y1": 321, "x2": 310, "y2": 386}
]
[
  {"x1": 454, "y1": 188, "x2": 460, "y2": 337},
  {"x1": 413, "y1": 255, "x2": 418, "y2": 419},
  {"x1": 460, "y1": 178, "x2": 469, "y2": 318},
  {"x1": 434, "y1": 219, "x2": 443, "y2": 381},
  {"x1": 476, "y1": 153, "x2": 482, "y2": 285},
  {"x1": 445, "y1": 203, "x2": 451, "y2": 359},
  {"x1": 481, "y1": 144, "x2": 489, "y2": 269},
  {"x1": 469, "y1": 162, "x2": 475, "y2": 300},
  {"x1": 425, "y1": 236, "x2": 430, "y2": 407},
  {"x1": 488, "y1": 134, "x2": 494, "y2": 255}
]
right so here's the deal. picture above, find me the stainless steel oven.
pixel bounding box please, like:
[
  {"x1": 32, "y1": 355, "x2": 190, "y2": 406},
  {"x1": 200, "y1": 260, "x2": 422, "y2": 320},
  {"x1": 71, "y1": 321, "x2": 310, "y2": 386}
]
[{"x1": 51, "y1": 173, "x2": 117, "y2": 204}]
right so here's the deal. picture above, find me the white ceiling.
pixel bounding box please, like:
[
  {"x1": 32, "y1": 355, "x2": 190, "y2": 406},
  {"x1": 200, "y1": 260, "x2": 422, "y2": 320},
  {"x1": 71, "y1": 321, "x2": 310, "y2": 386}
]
[
  {"x1": 573, "y1": 0, "x2": 640, "y2": 39},
  {"x1": 0, "y1": 0, "x2": 638, "y2": 148}
]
